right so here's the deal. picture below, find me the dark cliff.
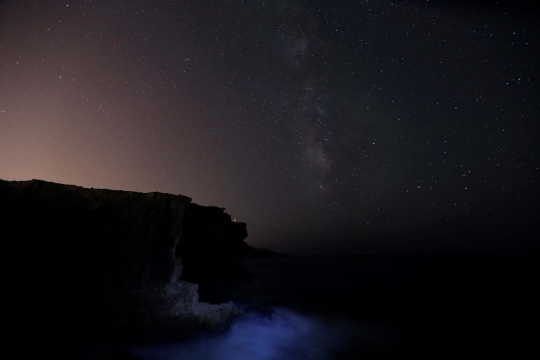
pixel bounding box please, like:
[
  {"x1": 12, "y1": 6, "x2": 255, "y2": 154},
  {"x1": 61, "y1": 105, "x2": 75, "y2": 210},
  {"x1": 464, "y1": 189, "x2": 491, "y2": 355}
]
[
  {"x1": 177, "y1": 204, "x2": 250, "y2": 283},
  {"x1": 0, "y1": 179, "x2": 247, "y2": 354},
  {"x1": 1, "y1": 179, "x2": 189, "y2": 293}
]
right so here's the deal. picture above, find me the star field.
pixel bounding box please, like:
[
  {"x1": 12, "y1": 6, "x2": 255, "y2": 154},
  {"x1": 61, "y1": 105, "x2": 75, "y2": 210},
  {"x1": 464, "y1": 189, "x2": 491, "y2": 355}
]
[{"x1": 1, "y1": 0, "x2": 538, "y2": 254}]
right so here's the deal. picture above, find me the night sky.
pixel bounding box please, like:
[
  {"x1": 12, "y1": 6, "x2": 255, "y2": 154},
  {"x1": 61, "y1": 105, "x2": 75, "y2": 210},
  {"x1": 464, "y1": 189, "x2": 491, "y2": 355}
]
[{"x1": 1, "y1": 0, "x2": 538, "y2": 254}]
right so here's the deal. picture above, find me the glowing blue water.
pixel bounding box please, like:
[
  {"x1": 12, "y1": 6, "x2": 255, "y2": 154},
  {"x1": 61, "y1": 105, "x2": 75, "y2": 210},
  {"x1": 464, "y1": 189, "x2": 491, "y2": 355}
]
[{"x1": 132, "y1": 307, "x2": 379, "y2": 360}]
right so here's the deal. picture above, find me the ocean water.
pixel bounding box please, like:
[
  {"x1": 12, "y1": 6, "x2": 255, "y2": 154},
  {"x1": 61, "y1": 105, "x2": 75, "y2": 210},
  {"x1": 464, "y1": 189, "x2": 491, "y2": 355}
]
[{"x1": 133, "y1": 254, "x2": 538, "y2": 359}]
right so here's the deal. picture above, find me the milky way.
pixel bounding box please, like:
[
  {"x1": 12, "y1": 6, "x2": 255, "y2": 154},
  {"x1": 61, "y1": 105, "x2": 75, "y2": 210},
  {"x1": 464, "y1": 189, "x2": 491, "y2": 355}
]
[{"x1": 1, "y1": 0, "x2": 538, "y2": 254}]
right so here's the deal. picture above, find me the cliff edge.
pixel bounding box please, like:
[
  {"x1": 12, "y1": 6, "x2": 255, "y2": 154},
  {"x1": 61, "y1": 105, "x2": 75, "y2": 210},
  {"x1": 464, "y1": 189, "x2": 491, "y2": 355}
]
[{"x1": 0, "y1": 179, "x2": 247, "y2": 353}]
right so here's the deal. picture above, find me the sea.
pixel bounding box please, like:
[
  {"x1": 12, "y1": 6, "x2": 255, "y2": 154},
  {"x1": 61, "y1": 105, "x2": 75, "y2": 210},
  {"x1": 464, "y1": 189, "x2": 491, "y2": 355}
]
[{"x1": 132, "y1": 254, "x2": 538, "y2": 359}]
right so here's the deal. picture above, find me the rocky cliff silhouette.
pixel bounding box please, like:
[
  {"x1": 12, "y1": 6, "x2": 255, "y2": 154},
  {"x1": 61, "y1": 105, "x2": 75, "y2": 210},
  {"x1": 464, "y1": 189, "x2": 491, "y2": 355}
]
[
  {"x1": 177, "y1": 204, "x2": 250, "y2": 283},
  {"x1": 0, "y1": 179, "x2": 249, "y2": 355}
]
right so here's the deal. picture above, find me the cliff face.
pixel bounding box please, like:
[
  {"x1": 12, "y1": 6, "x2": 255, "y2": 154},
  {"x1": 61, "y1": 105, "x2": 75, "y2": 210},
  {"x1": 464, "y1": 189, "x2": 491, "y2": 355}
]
[
  {"x1": 0, "y1": 179, "x2": 245, "y2": 350},
  {"x1": 1, "y1": 179, "x2": 190, "y2": 292},
  {"x1": 177, "y1": 204, "x2": 250, "y2": 283}
]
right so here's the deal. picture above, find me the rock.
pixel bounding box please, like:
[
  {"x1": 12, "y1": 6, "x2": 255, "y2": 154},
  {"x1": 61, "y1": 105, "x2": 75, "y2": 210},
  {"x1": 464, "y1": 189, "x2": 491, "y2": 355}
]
[
  {"x1": 163, "y1": 281, "x2": 238, "y2": 329},
  {"x1": 0, "y1": 179, "x2": 190, "y2": 297},
  {"x1": 0, "y1": 179, "x2": 247, "y2": 354},
  {"x1": 195, "y1": 301, "x2": 239, "y2": 328},
  {"x1": 177, "y1": 204, "x2": 251, "y2": 283},
  {"x1": 163, "y1": 281, "x2": 201, "y2": 315}
]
